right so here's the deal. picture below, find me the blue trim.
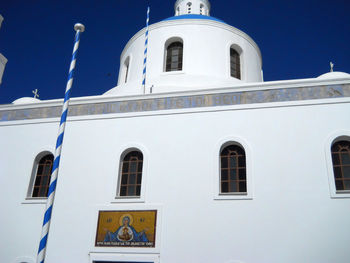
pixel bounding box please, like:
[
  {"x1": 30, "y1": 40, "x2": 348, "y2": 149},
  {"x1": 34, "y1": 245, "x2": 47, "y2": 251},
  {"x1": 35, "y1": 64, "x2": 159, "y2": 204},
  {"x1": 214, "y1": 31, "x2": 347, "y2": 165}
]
[
  {"x1": 43, "y1": 205, "x2": 53, "y2": 225},
  {"x1": 38, "y1": 234, "x2": 48, "y2": 253},
  {"x1": 48, "y1": 179, "x2": 57, "y2": 197},
  {"x1": 163, "y1": 14, "x2": 225, "y2": 23}
]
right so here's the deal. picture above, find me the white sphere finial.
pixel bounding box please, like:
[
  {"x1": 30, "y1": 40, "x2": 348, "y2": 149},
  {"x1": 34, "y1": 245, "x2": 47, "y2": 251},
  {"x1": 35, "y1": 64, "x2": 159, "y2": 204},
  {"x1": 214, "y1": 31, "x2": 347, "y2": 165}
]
[{"x1": 74, "y1": 23, "x2": 85, "y2": 32}]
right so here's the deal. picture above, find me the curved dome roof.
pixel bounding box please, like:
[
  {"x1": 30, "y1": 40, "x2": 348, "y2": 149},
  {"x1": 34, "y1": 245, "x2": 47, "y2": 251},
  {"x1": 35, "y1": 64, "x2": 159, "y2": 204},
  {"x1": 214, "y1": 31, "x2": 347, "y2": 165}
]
[
  {"x1": 317, "y1": 71, "x2": 350, "y2": 80},
  {"x1": 164, "y1": 14, "x2": 225, "y2": 23},
  {"x1": 12, "y1": 97, "x2": 41, "y2": 104}
]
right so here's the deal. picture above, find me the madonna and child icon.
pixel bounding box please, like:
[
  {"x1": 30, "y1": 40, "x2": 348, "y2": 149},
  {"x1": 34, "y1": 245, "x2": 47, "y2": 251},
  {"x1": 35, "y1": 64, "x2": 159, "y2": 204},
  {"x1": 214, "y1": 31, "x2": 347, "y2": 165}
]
[{"x1": 103, "y1": 214, "x2": 149, "y2": 242}]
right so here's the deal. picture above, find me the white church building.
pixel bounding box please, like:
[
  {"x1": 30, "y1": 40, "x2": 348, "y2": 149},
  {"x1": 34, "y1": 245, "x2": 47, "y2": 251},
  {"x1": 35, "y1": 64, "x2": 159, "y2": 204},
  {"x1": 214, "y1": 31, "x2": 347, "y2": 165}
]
[{"x1": 1, "y1": 0, "x2": 350, "y2": 262}]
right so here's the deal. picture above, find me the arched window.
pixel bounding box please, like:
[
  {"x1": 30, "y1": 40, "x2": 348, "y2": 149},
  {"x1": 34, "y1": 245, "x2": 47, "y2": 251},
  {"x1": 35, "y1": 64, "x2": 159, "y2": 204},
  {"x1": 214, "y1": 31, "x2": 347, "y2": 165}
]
[
  {"x1": 220, "y1": 145, "x2": 246, "y2": 193},
  {"x1": 331, "y1": 141, "x2": 350, "y2": 191},
  {"x1": 176, "y1": 6, "x2": 180, "y2": 16},
  {"x1": 165, "y1": 41, "x2": 183, "y2": 72},
  {"x1": 123, "y1": 56, "x2": 130, "y2": 83},
  {"x1": 32, "y1": 154, "x2": 54, "y2": 197},
  {"x1": 119, "y1": 150, "x2": 143, "y2": 197},
  {"x1": 187, "y1": 2, "x2": 192, "y2": 14},
  {"x1": 230, "y1": 47, "x2": 241, "y2": 79}
]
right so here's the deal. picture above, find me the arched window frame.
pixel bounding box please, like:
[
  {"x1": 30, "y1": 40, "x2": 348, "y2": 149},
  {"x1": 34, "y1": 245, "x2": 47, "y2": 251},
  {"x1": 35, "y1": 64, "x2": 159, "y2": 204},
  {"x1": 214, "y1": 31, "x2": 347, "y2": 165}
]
[
  {"x1": 213, "y1": 138, "x2": 253, "y2": 200},
  {"x1": 325, "y1": 132, "x2": 350, "y2": 198},
  {"x1": 228, "y1": 44, "x2": 243, "y2": 80},
  {"x1": 27, "y1": 151, "x2": 54, "y2": 199},
  {"x1": 163, "y1": 37, "x2": 184, "y2": 73},
  {"x1": 114, "y1": 145, "x2": 148, "y2": 203},
  {"x1": 118, "y1": 54, "x2": 132, "y2": 85},
  {"x1": 220, "y1": 144, "x2": 247, "y2": 194}
]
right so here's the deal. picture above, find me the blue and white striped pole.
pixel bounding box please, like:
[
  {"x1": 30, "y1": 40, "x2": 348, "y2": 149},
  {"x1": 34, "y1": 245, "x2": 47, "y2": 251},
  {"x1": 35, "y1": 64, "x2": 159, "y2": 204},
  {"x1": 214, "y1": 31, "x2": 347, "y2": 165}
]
[
  {"x1": 37, "y1": 23, "x2": 85, "y2": 263},
  {"x1": 142, "y1": 7, "x2": 150, "y2": 94}
]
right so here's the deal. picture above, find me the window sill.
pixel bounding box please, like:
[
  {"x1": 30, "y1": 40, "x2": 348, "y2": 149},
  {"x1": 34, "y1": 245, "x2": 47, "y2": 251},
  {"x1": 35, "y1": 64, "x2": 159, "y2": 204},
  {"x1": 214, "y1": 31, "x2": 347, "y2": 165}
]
[
  {"x1": 214, "y1": 193, "x2": 253, "y2": 200},
  {"x1": 331, "y1": 190, "x2": 350, "y2": 199},
  {"x1": 111, "y1": 196, "x2": 145, "y2": 203},
  {"x1": 161, "y1": 70, "x2": 185, "y2": 76},
  {"x1": 22, "y1": 198, "x2": 47, "y2": 204}
]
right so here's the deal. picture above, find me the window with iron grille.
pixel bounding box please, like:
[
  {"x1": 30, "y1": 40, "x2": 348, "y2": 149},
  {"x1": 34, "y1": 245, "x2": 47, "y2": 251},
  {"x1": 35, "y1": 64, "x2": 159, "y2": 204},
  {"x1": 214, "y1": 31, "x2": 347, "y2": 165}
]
[
  {"x1": 119, "y1": 151, "x2": 143, "y2": 197},
  {"x1": 230, "y1": 48, "x2": 241, "y2": 79},
  {"x1": 165, "y1": 41, "x2": 183, "y2": 72},
  {"x1": 220, "y1": 145, "x2": 246, "y2": 193},
  {"x1": 331, "y1": 141, "x2": 350, "y2": 191},
  {"x1": 124, "y1": 56, "x2": 130, "y2": 83},
  {"x1": 32, "y1": 154, "x2": 54, "y2": 197}
]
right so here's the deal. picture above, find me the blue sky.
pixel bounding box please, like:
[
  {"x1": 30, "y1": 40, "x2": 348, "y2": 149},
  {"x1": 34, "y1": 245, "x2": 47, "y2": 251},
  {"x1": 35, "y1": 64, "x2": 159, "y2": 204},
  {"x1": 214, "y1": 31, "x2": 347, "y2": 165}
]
[{"x1": 0, "y1": 0, "x2": 349, "y2": 104}]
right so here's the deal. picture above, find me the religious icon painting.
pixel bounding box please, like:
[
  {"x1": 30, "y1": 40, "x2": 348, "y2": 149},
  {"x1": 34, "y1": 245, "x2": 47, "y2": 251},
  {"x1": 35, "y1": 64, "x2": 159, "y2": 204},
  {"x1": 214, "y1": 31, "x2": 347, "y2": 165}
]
[{"x1": 95, "y1": 210, "x2": 157, "y2": 247}]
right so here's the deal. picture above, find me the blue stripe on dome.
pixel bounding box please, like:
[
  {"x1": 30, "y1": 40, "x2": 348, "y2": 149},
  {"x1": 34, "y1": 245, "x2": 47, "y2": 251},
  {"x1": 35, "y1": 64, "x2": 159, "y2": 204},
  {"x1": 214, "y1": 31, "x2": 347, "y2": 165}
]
[{"x1": 164, "y1": 14, "x2": 225, "y2": 23}]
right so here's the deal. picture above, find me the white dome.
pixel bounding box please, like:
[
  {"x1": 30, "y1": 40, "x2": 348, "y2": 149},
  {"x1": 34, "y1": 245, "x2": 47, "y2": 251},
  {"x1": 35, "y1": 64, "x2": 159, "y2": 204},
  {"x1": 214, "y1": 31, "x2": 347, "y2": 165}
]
[
  {"x1": 317, "y1": 71, "x2": 350, "y2": 80},
  {"x1": 106, "y1": 17, "x2": 262, "y2": 96},
  {"x1": 12, "y1": 97, "x2": 41, "y2": 104}
]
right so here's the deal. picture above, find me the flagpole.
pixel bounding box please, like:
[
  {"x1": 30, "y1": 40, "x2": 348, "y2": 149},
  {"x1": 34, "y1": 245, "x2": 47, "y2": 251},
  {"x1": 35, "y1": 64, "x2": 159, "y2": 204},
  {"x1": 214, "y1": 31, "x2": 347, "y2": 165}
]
[
  {"x1": 37, "y1": 23, "x2": 85, "y2": 263},
  {"x1": 142, "y1": 7, "x2": 150, "y2": 94}
]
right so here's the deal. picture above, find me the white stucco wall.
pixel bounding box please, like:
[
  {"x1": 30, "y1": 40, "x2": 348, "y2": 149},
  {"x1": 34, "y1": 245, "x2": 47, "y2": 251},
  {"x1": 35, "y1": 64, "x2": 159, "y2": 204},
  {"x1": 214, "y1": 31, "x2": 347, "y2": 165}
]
[
  {"x1": 1, "y1": 79, "x2": 350, "y2": 263},
  {"x1": 107, "y1": 19, "x2": 262, "y2": 96}
]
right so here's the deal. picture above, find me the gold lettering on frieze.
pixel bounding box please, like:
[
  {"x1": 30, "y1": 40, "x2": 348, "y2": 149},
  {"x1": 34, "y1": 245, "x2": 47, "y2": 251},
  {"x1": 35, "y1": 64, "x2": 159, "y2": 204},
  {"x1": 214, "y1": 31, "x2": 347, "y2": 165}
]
[
  {"x1": 212, "y1": 95, "x2": 221, "y2": 106},
  {"x1": 326, "y1": 86, "x2": 344, "y2": 97},
  {"x1": 194, "y1": 96, "x2": 204, "y2": 107},
  {"x1": 142, "y1": 101, "x2": 153, "y2": 111},
  {"x1": 156, "y1": 99, "x2": 166, "y2": 110},
  {"x1": 2, "y1": 84, "x2": 350, "y2": 122},
  {"x1": 223, "y1": 95, "x2": 231, "y2": 105},
  {"x1": 126, "y1": 102, "x2": 134, "y2": 112},
  {"x1": 175, "y1": 98, "x2": 184, "y2": 108},
  {"x1": 343, "y1": 84, "x2": 350, "y2": 96},
  {"x1": 119, "y1": 103, "x2": 127, "y2": 112}
]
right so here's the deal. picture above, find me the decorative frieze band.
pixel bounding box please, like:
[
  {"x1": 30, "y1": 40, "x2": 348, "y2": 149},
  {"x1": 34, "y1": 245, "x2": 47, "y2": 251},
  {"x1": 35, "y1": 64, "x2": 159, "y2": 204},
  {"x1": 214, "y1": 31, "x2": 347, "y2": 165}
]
[{"x1": 1, "y1": 84, "x2": 349, "y2": 122}]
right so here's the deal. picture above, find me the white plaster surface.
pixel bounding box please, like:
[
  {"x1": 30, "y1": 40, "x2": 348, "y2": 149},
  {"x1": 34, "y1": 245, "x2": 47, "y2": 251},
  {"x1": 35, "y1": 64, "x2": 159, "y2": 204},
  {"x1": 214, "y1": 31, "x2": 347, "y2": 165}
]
[{"x1": 0, "y1": 91, "x2": 350, "y2": 262}]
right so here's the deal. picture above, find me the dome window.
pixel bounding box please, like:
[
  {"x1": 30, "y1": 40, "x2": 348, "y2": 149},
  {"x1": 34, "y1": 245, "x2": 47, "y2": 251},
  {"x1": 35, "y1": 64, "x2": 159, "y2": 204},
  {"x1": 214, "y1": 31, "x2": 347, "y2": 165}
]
[
  {"x1": 230, "y1": 47, "x2": 241, "y2": 79},
  {"x1": 165, "y1": 40, "x2": 183, "y2": 72},
  {"x1": 123, "y1": 56, "x2": 130, "y2": 83}
]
